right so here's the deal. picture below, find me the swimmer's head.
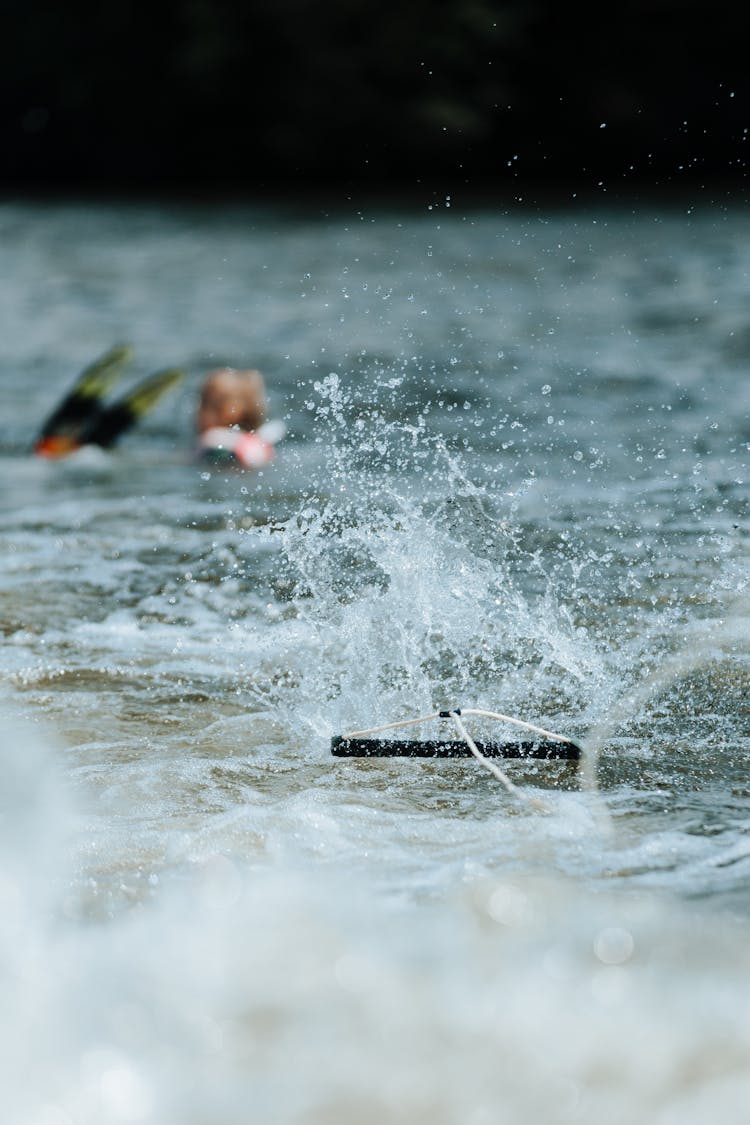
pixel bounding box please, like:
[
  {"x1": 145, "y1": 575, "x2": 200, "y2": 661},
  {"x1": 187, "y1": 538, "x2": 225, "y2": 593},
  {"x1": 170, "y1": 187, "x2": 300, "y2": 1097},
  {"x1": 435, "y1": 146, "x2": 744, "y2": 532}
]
[{"x1": 197, "y1": 367, "x2": 267, "y2": 433}]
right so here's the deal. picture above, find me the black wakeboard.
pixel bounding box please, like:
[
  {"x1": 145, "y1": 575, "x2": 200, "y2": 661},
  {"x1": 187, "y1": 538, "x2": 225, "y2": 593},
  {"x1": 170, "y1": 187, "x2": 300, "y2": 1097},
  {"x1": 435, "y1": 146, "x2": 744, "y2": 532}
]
[{"x1": 331, "y1": 736, "x2": 582, "y2": 760}]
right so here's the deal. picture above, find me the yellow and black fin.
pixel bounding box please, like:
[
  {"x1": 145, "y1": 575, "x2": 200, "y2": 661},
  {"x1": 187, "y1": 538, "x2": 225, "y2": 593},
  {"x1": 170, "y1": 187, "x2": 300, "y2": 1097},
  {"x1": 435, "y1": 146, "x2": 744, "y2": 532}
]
[
  {"x1": 80, "y1": 368, "x2": 184, "y2": 448},
  {"x1": 34, "y1": 344, "x2": 134, "y2": 457}
]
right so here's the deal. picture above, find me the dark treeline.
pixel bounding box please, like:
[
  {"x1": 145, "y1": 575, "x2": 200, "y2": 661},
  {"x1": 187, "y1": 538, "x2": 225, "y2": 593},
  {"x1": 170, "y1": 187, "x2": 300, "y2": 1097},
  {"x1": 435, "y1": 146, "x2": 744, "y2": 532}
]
[{"x1": 2, "y1": 0, "x2": 749, "y2": 200}]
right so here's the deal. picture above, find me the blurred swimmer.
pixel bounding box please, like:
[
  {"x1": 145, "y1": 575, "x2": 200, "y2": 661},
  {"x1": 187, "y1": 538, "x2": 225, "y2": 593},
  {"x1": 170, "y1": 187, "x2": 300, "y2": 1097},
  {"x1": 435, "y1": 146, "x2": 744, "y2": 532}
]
[{"x1": 196, "y1": 367, "x2": 284, "y2": 468}]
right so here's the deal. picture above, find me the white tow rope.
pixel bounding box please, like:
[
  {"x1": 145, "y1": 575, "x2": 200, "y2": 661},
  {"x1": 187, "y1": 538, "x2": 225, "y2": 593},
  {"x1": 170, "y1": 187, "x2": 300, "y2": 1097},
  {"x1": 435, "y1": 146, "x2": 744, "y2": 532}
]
[{"x1": 448, "y1": 709, "x2": 531, "y2": 804}]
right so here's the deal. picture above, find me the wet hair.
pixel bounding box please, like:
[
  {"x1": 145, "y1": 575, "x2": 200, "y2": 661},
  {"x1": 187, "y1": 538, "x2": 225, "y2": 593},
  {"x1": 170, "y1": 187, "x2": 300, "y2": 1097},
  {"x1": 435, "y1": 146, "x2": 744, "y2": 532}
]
[{"x1": 200, "y1": 367, "x2": 267, "y2": 431}]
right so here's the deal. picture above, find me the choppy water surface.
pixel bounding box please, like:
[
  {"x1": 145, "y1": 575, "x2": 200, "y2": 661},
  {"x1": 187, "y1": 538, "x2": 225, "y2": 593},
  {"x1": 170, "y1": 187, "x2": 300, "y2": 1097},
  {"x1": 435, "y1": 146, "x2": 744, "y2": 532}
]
[{"x1": 1, "y1": 198, "x2": 749, "y2": 1123}]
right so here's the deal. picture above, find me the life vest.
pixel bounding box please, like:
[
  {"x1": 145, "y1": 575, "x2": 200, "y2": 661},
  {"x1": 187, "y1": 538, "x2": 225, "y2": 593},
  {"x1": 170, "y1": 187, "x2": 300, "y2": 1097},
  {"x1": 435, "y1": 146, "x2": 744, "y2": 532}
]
[{"x1": 197, "y1": 425, "x2": 277, "y2": 469}]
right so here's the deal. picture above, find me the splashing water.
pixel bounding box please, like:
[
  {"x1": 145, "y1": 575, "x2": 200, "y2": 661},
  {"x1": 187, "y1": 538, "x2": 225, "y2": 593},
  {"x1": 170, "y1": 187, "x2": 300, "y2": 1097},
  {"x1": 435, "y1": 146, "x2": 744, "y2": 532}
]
[{"x1": 252, "y1": 373, "x2": 615, "y2": 753}]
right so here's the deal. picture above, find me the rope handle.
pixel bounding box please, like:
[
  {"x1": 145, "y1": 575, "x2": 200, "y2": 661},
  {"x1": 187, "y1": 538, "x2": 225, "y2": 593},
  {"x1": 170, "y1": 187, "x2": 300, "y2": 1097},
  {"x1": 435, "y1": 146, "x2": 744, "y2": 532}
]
[{"x1": 342, "y1": 707, "x2": 577, "y2": 747}]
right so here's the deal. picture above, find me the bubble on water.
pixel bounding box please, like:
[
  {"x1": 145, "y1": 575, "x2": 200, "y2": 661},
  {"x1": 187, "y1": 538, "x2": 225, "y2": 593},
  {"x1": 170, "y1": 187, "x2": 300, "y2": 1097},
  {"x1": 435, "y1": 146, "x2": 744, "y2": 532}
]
[
  {"x1": 81, "y1": 1047, "x2": 154, "y2": 1121},
  {"x1": 487, "y1": 884, "x2": 533, "y2": 927},
  {"x1": 594, "y1": 926, "x2": 635, "y2": 964}
]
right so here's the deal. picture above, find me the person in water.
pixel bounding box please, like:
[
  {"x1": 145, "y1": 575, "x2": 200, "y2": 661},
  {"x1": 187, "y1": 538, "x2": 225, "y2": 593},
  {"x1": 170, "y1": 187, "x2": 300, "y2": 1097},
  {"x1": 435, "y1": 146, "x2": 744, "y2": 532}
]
[{"x1": 196, "y1": 366, "x2": 282, "y2": 468}]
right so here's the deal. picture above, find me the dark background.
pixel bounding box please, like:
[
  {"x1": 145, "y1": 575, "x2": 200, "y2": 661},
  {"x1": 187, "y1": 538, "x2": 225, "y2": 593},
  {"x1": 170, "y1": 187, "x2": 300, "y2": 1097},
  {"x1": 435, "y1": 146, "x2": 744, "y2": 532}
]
[{"x1": 2, "y1": 0, "x2": 749, "y2": 203}]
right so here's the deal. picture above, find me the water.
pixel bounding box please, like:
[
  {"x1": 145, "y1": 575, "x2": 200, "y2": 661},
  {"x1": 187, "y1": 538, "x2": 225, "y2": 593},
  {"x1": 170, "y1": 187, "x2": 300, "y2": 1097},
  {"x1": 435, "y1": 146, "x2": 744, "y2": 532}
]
[{"x1": 1, "y1": 197, "x2": 749, "y2": 1123}]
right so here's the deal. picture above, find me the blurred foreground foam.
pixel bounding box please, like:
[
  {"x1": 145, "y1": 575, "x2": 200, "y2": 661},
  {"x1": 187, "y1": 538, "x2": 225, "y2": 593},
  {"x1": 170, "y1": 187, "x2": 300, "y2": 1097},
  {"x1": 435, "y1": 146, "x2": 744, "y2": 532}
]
[{"x1": 3, "y1": 705, "x2": 750, "y2": 1124}]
